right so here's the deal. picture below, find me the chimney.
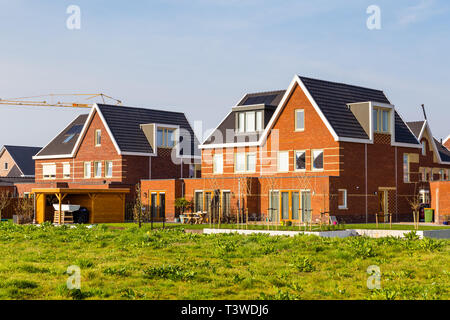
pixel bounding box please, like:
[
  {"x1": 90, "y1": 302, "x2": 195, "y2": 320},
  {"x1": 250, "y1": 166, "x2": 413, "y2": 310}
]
[{"x1": 421, "y1": 104, "x2": 428, "y2": 121}]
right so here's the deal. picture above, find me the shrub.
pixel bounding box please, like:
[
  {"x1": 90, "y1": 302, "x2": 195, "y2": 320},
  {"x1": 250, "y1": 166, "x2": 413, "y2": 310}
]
[
  {"x1": 347, "y1": 237, "x2": 376, "y2": 258},
  {"x1": 292, "y1": 257, "x2": 315, "y2": 272},
  {"x1": 103, "y1": 266, "x2": 130, "y2": 277},
  {"x1": 143, "y1": 265, "x2": 195, "y2": 281}
]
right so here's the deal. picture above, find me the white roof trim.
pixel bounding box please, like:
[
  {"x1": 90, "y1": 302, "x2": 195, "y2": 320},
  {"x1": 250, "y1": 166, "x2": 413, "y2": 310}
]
[
  {"x1": 444, "y1": 135, "x2": 450, "y2": 144},
  {"x1": 420, "y1": 120, "x2": 450, "y2": 164}
]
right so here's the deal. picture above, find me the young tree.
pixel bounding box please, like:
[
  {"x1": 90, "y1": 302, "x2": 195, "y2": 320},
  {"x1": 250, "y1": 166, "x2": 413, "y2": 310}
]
[
  {"x1": 0, "y1": 191, "x2": 12, "y2": 221},
  {"x1": 133, "y1": 183, "x2": 143, "y2": 228}
]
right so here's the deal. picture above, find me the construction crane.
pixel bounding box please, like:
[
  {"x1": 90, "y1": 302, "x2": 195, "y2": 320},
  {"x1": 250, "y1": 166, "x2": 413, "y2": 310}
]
[{"x1": 0, "y1": 93, "x2": 122, "y2": 108}]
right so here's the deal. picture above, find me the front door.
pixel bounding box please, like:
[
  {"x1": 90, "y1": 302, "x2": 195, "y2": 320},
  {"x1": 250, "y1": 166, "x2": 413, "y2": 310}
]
[{"x1": 301, "y1": 190, "x2": 312, "y2": 222}]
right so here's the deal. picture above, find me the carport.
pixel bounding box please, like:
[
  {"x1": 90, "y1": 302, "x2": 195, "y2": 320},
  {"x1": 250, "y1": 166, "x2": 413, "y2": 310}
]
[{"x1": 32, "y1": 188, "x2": 129, "y2": 224}]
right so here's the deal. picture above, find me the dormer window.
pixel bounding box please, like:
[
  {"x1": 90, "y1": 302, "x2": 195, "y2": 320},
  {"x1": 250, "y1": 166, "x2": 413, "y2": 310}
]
[
  {"x1": 237, "y1": 111, "x2": 263, "y2": 133},
  {"x1": 157, "y1": 128, "x2": 175, "y2": 148},
  {"x1": 373, "y1": 107, "x2": 390, "y2": 133}
]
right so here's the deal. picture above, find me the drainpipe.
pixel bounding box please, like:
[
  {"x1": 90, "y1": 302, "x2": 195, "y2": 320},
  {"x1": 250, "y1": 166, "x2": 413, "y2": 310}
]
[
  {"x1": 365, "y1": 144, "x2": 368, "y2": 223},
  {"x1": 395, "y1": 146, "x2": 398, "y2": 222}
]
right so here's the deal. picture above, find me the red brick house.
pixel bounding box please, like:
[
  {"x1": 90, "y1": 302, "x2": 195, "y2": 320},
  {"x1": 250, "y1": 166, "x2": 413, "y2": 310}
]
[
  {"x1": 444, "y1": 135, "x2": 450, "y2": 150},
  {"x1": 142, "y1": 75, "x2": 450, "y2": 223},
  {"x1": 24, "y1": 104, "x2": 200, "y2": 217},
  {"x1": 0, "y1": 145, "x2": 41, "y2": 178}
]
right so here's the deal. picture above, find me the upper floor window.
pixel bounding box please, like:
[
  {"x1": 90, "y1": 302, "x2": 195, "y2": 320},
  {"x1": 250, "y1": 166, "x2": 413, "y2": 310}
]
[
  {"x1": 95, "y1": 130, "x2": 101, "y2": 146},
  {"x1": 234, "y1": 152, "x2": 256, "y2": 173},
  {"x1": 421, "y1": 141, "x2": 426, "y2": 156},
  {"x1": 84, "y1": 162, "x2": 91, "y2": 179},
  {"x1": 213, "y1": 154, "x2": 223, "y2": 174},
  {"x1": 3, "y1": 162, "x2": 8, "y2": 170},
  {"x1": 295, "y1": 150, "x2": 306, "y2": 171},
  {"x1": 373, "y1": 107, "x2": 390, "y2": 133},
  {"x1": 105, "y1": 161, "x2": 113, "y2": 178},
  {"x1": 295, "y1": 109, "x2": 304, "y2": 131},
  {"x1": 403, "y1": 154, "x2": 410, "y2": 183},
  {"x1": 63, "y1": 163, "x2": 70, "y2": 179},
  {"x1": 157, "y1": 128, "x2": 175, "y2": 148},
  {"x1": 94, "y1": 161, "x2": 102, "y2": 178},
  {"x1": 43, "y1": 164, "x2": 56, "y2": 180},
  {"x1": 312, "y1": 150, "x2": 324, "y2": 170},
  {"x1": 278, "y1": 151, "x2": 289, "y2": 172},
  {"x1": 237, "y1": 111, "x2": 263, "y2": 133}
]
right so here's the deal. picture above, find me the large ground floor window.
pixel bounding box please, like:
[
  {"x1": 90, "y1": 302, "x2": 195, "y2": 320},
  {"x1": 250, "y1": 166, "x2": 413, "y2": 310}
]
[{"x1": 268, "y1": 190, "x2": 312, "y2": 222}]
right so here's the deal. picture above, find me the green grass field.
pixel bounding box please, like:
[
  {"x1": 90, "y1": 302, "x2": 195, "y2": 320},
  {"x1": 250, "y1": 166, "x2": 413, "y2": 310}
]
[{"x1": 0, "y1": 221, "x2": 448, "y2": 300}]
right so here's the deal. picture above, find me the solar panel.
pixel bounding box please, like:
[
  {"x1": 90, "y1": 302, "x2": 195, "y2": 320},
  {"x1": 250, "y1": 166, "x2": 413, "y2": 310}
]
[
  {"x1": 65, "y1": 124, "x2": 83, "y2": 135},
  {"x1": 243, "y1": 94, "x2": 278, "y2": 106}
]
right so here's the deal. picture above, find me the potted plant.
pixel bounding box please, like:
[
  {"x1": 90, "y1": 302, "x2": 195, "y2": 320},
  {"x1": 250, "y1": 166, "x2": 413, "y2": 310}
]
[{"x1": 175, "y1": 198, "x2": 192, "y2": 224}]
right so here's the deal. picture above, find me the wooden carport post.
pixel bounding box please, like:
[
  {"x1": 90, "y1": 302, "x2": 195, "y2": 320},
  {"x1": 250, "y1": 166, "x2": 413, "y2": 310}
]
[
  {"x1": 55, "y1": 192, "x2": 67, "y2": 225},
  {"x1": 88, "y1": 193, "x2": 98, "y2": 224}
]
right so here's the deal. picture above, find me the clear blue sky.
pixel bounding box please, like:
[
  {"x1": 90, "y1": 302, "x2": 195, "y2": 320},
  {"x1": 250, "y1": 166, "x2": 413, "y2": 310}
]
[{"x1": 1, "y1": 0, "x2": 449, "y2": 146}]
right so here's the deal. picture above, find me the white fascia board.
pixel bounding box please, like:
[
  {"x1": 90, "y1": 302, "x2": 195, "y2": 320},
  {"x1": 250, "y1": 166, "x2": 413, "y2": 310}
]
[
  {"x1": 339, "y1": 137, "x2": 373, "y2": 144},
  {"x1": 199, "y1": 141, "x2": 259, "y2": 150},
  {"x1": 122, "y1": 152, "x2": 155, "y2": 157},
  {"x1": 88, "y1": 104, "x2": 122, "y2": 156},
  {"x1": 417, "y1": 120, "x2": 427, "y2": 141},
  {"x1": 33, "y1": 154, "x2": 73, "y2": 160},
  {"x1": 423, "y1": 121, "x2": 445, "y2": 164},
  {"x1": 392, "y1": 142, "x2": 422, "y2": 148}
]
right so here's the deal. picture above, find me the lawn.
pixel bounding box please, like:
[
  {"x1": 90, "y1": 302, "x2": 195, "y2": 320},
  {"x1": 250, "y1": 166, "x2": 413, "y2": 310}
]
[{"x1": 0, "y1": 221, "x2": 448, "y2": 300}]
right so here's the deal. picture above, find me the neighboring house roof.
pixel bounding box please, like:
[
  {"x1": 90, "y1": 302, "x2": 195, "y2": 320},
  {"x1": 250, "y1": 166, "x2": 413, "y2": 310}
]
[
  {"x1": 201, "y1": 75, "x2": 419, "y2": 148},
  {"x1": 35, "y1": 104, "x2": 199, "y2": 159},
  {"x1": 35, "y1": 114, "x2": 89, "y2": 158},
  {"x1": 406, "y1": 120, "x2": 450, "y2": 164},
  {"x1": 0, "y1": 145, "x2": 42, "y2": 176},
  {"x1": 96, "y1": 104, "x2": 199, "y2": 156}
]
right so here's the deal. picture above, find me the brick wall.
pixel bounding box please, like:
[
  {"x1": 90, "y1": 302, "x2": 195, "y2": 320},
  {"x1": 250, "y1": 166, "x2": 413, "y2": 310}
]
[{"x1": 430, "y1": 181, "x2": 450, "y2": 224}]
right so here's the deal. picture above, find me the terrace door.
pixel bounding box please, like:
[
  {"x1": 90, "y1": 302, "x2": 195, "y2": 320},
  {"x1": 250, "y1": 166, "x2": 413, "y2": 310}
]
[
  {"x1": 205, "y1": 192, "x2": 212, "y2": 221},
  {"x1": 292, "y1": 192, "x2": 300, "y2": 221},
  {"x1": 159, "y1": 193, "x2": 166, "y2": 221},
  {"x1": 301, "y1": 191, "x2": 312, "y2": 222},
  {"x1": 281, "y1": 192, "x2": 289, "y2": 221},
  {"x1": 269, "y1": 191, "x2": 279, "y2": 223},
  {"x1": 222, "y1": 191, "x2": 231, "y2": 221},
  {"x1": 151, "y1": 193, "x2": 158, "y2": 219}
]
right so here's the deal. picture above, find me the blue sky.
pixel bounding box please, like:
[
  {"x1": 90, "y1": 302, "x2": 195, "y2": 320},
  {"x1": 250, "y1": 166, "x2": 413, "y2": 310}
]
[{"x1": 1, "y1": 0, "x2": 449, "y2": 146}]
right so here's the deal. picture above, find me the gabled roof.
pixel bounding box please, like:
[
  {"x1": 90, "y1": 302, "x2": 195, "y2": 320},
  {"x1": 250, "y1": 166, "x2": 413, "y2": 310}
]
[
  {"x1": 34, "y1": 104, "x2": 199, "y2": 159},
  {"x1": 201, "y1": 75, "x2": 420, "y2": 148},
  {"x1": 96, "y1": 104, "x2": 199, "y2": 156},
  {"x1": 0, "y1": 145, "x2": 42, "y2": 176},
  {"x1": 35, "y1": 114, "x2": 89, "y2": 158},
  {"x1": 299, "y1": 76, "x2": 390, "y2": 140},
  {"x1": 406, "y1": 120, "x2": 450, "y2": 164}
]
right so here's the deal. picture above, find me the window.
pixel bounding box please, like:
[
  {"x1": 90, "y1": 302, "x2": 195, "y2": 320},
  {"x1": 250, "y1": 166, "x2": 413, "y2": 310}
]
[
  {"x1": 421, "y1": 141, "x2": 426, "y2": 156},
  {"x1": 373, "y1": 107, "x2": 390, "y2": 133},
  {"x1": 295, "y1": 109, "x2": 304, "y2": 131},
  {"x1": 84, "y1": 162, "x2": 91, "y2": 178},
  {"x1": 312, "y1": 150, "x2": 324, "y2": 170},
  {"x1": 105, "y1": 161, "x2": 113, "y2": 178},
  {"x1": 338, "y1": 189, "x2": 347, "y2": 209},
  {"x1": 213, "y1": 154, "x2": 223, "y2": 174},
  {"x1": 246, "y1": 111, "x2": 255, "y2": 132},
  {"x1": 246, "y1": 153, "x2": 256, "y2": 172},
  {"x1": 3, "y1": 162, "x2": 7, "y2": 170},
  {"x1": 403, "y1": 154, "x2": 410, "y2": 183},
  {"x1": 440, "y1": 169, "x2": 445, "y2": 181},
  {"x1": 238, "y1": 113, "x2": 245, "y2": 133},
  {"x1": 235, "y1": 153, "x2": 246, "y2": 173},
  {"x1": 295, "y1": 151, "x2": 306, "y2": 171},
  {"x1": 237, "y1": 111, "x2": 263, "y2": 133},
  {"x1": 94, "y1": 161, "x2": 102, "y2": 178},
  {"x1": 63, "y1": 163, "x2": 70, "y2": 179},
  {"x1": 157, "y1": 128, "x2": 176, "y2": 148},
  {"x1": 278, "y1": 151, "x2": 289, "y2": 172},
  {"x1": 95, "y1": 130, "x2": 101, "y2": 146},
  {"x1": 256, "y1": 111, "x2": 263, "y2": 131},
  {"x1": 63, "y1": 134, "x2": 76, "y2": 144},
  {"x1": 42, "y1": 164, "x2": 56, "y2": 180},
  {"x1": 419, "y1": 190, "x2": 430, "y2": 204},
  {"x1": 195, "y1": 191, "x2": 203, "y2": 212}
]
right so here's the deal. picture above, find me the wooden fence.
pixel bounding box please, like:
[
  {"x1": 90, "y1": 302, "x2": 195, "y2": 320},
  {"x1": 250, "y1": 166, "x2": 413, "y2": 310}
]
[{"x1": 1, "y1": 198, "x2": 19, "y2": 219}]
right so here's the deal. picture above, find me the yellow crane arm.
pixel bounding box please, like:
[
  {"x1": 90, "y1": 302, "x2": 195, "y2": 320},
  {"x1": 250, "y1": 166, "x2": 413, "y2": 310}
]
[{"x1": 0, "y1": 93, "x2": 122, "y2": 108}]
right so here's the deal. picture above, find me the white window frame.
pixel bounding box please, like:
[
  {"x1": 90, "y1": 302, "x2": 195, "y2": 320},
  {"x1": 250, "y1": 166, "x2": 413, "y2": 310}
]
[
  {"x1": 277, "y1": 151, "x2": 289, "y2": 172},
  {"x1": 235, "y1": 152, "x2": 246, "y2": 173},
  {"x1": 294, "y1": 150, "x2": 306, "y2": 172},
  {"x1": 105, "y1": 161, "x2": 113, "y2": 178},
  {"x1": 311, "y1": 149, "x2": 324, "y2": 171},
  {"x1": 256, "y1": 111, "x2": 263, "y2": 132},
  {"x1": 84, "y1": 162, "x2": 91, "y2": 179},
  {"x1": 246, "y1": 153, "x2": 256, "y2": 172},
  {"x1": 295, "y1": 109, "x2": 304, "y2": 131},
  {"x1": 94, "y1": 161, "x2": 102, "y2": 178},
  {"x1": 338, "y1": 189, "x2": 347, "y2": 209},
  {"x1": 373, "y1": 107, "x2": 390, "y2": 134},
  {"x1": 213, "y1": 154, "x2": 223, "y2": 174},
  {"x1": 421, "y1": 141, "x2": 426, "y2": 156},
  {"x1": 245, "y1": 111, "x2": 256, "y2": 133},
  {"x1": 95, "y1": 129, "x2": 101, "y2": 146},
  {"x1": 62, "y1": 162, "x2": 71, "y2": 179},
  {"x1": 42, "y1": 163, "x2": 56, "y2": 180}
]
